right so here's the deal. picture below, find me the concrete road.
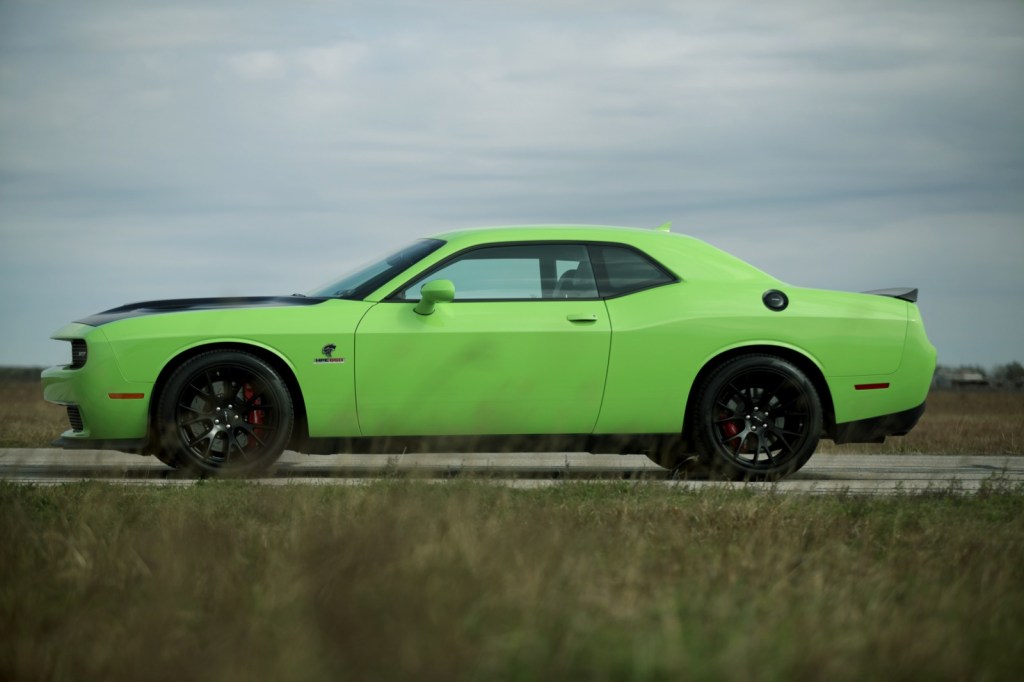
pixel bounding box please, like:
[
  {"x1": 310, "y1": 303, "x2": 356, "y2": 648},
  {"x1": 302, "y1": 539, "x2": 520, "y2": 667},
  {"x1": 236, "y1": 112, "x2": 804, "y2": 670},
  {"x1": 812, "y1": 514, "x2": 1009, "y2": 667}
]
[{"x1": 1, "y1": 449, "x2": 1021, "y2": 493}]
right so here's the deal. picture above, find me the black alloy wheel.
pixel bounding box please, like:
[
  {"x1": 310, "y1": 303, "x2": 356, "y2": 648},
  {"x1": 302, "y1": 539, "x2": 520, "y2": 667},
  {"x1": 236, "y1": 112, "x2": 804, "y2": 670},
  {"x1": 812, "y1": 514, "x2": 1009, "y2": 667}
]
[
  {"x1": 691, "y1": 354, "x2": 822, "y2": 480},
  {"x1": 155, "y1": 350, "x2": 294, "y2": 475}
]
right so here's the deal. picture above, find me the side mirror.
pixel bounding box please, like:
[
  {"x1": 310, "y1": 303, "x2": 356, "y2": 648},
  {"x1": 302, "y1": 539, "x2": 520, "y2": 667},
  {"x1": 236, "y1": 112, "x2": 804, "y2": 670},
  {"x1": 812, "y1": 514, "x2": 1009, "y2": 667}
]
[{"x1": 413, "y1": 279, "x2": 455, "y2": 316}]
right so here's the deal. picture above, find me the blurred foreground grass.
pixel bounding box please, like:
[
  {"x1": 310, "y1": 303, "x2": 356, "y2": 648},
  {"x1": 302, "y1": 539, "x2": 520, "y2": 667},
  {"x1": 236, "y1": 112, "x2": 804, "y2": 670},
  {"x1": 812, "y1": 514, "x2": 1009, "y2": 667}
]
[
  {"x1": 4, "y1": 367, "x2": 1022, "y2": 454},
  {"x1": 2, "y1": 482, "x2": 1023, "y2": 681}
]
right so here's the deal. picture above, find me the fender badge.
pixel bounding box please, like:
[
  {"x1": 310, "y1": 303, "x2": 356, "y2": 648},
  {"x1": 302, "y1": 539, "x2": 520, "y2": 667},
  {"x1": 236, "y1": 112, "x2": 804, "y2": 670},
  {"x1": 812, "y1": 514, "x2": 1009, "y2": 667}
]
[{"x1": 314, "y1": 343, "x2": 345, "y2": 364}]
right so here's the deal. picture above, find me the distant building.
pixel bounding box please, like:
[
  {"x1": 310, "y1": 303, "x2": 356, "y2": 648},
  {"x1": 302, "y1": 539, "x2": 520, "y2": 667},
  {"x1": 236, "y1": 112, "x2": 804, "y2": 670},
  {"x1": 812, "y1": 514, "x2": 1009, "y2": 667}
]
[{"x1": 932, "y1": 368, "x2": 989, "y2": 390}]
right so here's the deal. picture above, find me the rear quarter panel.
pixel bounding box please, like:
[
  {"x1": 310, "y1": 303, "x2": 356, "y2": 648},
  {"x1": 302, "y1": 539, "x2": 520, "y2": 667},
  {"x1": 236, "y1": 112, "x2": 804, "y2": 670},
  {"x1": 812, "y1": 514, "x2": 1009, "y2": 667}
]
[{"x1": 595, "y1": 281, "x2": 910, "y2": 434}]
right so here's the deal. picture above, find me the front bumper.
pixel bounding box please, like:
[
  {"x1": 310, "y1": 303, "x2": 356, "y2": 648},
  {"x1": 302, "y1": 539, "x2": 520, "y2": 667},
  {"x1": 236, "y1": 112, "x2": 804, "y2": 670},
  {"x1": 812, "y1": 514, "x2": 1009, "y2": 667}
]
[
  {"x1": 42, "y1": 326, "x2": 153, "y2": 446},
  {"x1": 832, "y1": 401, "x2": 926, "y2": 444}
]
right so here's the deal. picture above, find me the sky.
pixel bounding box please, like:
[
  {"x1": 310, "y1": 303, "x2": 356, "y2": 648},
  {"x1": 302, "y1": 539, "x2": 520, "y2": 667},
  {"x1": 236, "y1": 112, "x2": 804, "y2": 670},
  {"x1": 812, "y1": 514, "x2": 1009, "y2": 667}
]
[{"x1": 1, "y1": 0, "x2": 1022, "y2": 369}]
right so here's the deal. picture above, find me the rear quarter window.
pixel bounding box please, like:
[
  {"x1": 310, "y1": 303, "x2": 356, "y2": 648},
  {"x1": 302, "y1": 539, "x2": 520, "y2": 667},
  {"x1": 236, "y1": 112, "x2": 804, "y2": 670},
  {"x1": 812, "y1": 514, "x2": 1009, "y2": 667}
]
[{"x1": 591, "y1": 244, "x2": 676, "y2": 297}]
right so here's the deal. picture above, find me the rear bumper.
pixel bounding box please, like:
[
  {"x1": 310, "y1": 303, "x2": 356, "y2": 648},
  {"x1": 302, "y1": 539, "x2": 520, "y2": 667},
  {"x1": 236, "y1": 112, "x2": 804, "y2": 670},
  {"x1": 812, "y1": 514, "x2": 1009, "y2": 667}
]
[{"x1": 832, "y1": 401, "x2": 926, "y2": 444}]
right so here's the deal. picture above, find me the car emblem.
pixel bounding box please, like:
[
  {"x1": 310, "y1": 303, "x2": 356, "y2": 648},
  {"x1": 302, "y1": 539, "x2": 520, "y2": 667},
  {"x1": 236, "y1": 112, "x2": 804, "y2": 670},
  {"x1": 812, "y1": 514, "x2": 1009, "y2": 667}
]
[{"x1": 314, "y1": 343, "x2": 345, "y2": 364}]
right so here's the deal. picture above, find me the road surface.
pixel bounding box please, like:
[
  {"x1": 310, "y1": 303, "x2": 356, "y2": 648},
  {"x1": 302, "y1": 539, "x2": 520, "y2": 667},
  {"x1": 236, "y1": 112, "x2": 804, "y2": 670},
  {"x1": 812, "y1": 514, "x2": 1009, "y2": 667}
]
[{"x1": 1, "y1": 449, "x2": 1021, "y2": 493}]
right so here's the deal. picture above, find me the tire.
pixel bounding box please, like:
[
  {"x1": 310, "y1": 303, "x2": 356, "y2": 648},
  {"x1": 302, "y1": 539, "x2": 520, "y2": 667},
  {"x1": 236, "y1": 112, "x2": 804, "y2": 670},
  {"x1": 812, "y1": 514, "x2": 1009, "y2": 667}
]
[
  {"x1": 155, "y1": 350, "x2": 294, "y2": 476},
  {"x1": 690, "y1": 354, "x2": 822, "y2": 480}
]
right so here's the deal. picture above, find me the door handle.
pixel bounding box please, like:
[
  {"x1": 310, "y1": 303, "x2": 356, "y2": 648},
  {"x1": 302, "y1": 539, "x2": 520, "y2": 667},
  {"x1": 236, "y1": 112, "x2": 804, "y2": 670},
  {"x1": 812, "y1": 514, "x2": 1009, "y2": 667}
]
[{"x1": 567, "y1": 313, "x2": 599, "y2": 322}]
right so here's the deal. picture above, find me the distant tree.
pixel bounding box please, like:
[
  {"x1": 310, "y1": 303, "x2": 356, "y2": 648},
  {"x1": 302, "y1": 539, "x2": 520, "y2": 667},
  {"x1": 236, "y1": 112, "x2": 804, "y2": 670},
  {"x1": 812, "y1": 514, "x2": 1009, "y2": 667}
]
[{"x1": 992, "y1": 361, "x2": 1024, "y2": 383}]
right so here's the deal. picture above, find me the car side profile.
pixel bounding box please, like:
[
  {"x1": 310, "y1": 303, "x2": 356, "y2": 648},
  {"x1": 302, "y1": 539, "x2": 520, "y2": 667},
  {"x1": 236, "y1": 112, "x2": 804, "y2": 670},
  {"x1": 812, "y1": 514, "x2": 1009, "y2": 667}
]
[{"x1": 42, "y1": 224, "x2": 936, "y2": 479}]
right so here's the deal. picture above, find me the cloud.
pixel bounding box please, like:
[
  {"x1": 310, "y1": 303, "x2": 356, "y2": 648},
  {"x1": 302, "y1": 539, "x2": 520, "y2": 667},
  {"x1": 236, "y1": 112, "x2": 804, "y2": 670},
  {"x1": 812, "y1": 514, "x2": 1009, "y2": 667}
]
[
  {"x1": 1, "y1": 0, "x2": 1022, "y2": 366},
  {"x1": 226, "y1": 42, "x2": 366, "y2": 82},
  {"x1": 227, "y1": 51, "x2": 289, "y2": 80},
  {"x1": 295, "y1": 43, "x2": 367, "y2": 80}
]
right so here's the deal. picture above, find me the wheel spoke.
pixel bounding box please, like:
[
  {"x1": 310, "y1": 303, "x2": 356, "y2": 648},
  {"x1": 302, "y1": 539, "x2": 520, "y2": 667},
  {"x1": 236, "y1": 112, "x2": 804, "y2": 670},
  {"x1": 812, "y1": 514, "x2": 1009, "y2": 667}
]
[
  {"x1": 776, "y1": 394, "x2": 805, "y2": 412},
  {"x1": 229, "y1": 380, "x2": 243, "y2": 403},
  {"x1": 716, "y1": 424, "x2": 743, "y2": 446},
  {"x1": 201, "y1": 435, "x2": 214, "y2": 459},
  {"x1": 187, "y1": 383, "x2": 215, "y2": 402},
  {"x1": 732, "y1": 434, "x2": 746, "y2": 457},
  {"x1": 187, "y1": 428, "x2": 215, "y2": 448},
  {"x1": 239, "y1": 425, "x2": 267, "y2": 447},
  {"x1": 230, "y1": 429, "x2": 252, "y2": 461},
  {"x1": 204, "y1": 371, "x2": 218, "y2": 400},
  {"x1": 222, "y1": 431, "x2": 235, "y2": 459},
  {"x1": 773, "y1": 431, "x2": 794, "y2": 454},
  {"x1": 725, "y1": 383, "x2": 748, "y2": 408},
  {"x1": 180, "y1": 415, "x2": 211, "y2": 427},
  {"x1": 762, "y1": 377, "x2": 789, "y2": 408}
]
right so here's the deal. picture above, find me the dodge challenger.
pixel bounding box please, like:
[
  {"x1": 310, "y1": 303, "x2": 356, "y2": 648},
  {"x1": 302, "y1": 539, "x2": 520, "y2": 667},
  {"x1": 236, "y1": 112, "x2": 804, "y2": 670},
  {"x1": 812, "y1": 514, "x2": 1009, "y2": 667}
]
[{"x1": 42, "y1": 224, "x2": 936, "y2": 479}]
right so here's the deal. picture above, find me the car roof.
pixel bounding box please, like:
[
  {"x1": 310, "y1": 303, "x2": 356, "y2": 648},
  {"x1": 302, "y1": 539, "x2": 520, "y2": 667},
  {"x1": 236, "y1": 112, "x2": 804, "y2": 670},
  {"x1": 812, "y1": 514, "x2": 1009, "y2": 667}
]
[
  {"x1": 424, "y1": 224, "x2": 778, "y2": 285},
  {"x1": 431, "y1": 224, "x2": 693, "y2": 247}
]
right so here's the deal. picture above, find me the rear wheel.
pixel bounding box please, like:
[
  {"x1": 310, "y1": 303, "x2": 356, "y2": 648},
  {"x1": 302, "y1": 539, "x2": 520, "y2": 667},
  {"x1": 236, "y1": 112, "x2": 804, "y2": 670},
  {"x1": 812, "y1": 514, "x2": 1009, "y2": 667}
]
[
  {"x1": 155, "y1": 351, "x2": 294, "y2": 476},
  {"x1": 690, "y1": 354, "x2": 822, "y2": 480}
]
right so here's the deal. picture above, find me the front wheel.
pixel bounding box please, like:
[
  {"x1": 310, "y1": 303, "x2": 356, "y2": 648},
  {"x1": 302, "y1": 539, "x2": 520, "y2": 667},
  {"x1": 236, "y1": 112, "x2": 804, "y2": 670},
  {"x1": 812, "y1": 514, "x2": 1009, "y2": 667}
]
[
  {"x1": 155, "y1": 350, "x2": 294, "y2": 476},
  {"x1": 690, "y1": 354, "x2": 822, "y2": 480}
]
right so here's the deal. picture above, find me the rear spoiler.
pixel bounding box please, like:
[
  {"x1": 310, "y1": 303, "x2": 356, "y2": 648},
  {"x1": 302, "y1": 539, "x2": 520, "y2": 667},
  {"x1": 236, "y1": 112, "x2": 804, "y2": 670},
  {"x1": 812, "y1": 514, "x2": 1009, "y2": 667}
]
[{"x1": 864, "y1": 287, "x2": 918, "y2": 303}]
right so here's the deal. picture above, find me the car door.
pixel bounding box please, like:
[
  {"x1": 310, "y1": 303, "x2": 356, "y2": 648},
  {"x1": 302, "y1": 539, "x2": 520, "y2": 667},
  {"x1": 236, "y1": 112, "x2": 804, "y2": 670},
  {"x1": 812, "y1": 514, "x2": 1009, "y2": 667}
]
[{"x1": 354, "y1": 243, "x2": 611, "y2": 436}]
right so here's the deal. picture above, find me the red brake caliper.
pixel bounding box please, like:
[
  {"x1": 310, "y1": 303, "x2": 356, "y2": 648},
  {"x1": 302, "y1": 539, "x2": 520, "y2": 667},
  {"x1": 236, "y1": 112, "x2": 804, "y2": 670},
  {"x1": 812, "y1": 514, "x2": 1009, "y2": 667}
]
[
  {"x1": 243, "y1": 384, "x2": 265, "y2": 440},
  {"x1": 719, "y1": 413, "x2": 742, "y2": 448}
]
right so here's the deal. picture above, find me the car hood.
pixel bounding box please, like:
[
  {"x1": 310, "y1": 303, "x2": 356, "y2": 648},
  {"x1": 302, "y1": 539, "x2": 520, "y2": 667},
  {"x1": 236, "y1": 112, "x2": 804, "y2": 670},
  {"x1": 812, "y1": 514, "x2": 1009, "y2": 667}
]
[{"x1": 76, "y1": 296, "x2": 330, "y2": 326}]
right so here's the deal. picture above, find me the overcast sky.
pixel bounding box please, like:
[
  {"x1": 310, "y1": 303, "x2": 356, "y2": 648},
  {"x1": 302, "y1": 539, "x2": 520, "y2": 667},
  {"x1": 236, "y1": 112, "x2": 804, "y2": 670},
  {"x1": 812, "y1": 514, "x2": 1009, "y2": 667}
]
[{"x1": 1, "y1": 0, "x2": 1022, "y2": 368}]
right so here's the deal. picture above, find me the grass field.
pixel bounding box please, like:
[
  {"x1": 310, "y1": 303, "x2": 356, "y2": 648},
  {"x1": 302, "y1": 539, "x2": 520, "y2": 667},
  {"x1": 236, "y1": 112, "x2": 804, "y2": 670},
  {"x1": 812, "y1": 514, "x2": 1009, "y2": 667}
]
[
  {"x1": 2, "y1": 482, "x2": 1023, "y2": 681},
  {"x1": 3, "y1": 373, "x2": 1023, "y2": 679},
  {"x1": 4, "y1": 368, "x2": 1022, "y2": 454}
]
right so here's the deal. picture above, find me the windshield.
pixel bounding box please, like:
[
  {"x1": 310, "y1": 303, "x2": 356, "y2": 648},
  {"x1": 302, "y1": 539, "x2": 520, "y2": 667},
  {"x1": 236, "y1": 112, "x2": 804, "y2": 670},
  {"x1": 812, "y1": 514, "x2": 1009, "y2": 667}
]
[{"x1": 307, "y1": 238, "x2": 445, "y2": 300}]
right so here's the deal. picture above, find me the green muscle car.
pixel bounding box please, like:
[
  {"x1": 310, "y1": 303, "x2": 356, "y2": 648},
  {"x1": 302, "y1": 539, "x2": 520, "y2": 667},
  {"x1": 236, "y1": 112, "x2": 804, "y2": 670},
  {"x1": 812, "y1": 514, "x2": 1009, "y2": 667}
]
[{"x1": 42, "y1": 224, "x2": 936, "y2": 479}]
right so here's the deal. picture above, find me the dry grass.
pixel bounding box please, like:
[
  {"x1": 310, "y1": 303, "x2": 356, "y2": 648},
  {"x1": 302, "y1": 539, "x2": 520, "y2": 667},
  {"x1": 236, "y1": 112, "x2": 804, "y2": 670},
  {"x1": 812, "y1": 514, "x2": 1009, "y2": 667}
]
[
  {"x1": 5, "y1": 371, "x2": 1023, "y2": 680},
  {"x1": 2, "y1": 482, "x2": 1023, "y2": 681},
  {"x1": 6, "y1": 370, "x2": 1022, "y2": 454},
  {"x1": 0, "y1": 377, "x2": 67, "y2": 448}
]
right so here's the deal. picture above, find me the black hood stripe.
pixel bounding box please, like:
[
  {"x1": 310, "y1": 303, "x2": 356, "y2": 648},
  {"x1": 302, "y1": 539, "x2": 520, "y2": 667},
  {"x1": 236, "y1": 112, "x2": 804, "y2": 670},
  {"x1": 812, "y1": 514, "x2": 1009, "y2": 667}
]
[{"x1": 76, "y1": 296, "x2": 329, "y2": 326}]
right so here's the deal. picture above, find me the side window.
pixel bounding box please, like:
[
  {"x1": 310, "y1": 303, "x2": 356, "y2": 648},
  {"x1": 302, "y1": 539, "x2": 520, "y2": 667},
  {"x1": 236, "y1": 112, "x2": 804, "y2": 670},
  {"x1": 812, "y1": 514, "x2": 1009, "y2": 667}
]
[
  {"x1": 396, "y1": 244, "x2": 599, "y2": 301},
  {"x1": 591, "y1": 245, "x2": 675, "y2": 297}
]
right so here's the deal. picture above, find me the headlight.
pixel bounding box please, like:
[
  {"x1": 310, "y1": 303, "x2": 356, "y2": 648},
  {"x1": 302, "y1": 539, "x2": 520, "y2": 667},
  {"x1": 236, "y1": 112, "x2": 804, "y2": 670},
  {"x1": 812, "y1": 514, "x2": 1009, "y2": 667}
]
[{"x1": 70, "y1": 339, "x2": 88, "y2": 368}]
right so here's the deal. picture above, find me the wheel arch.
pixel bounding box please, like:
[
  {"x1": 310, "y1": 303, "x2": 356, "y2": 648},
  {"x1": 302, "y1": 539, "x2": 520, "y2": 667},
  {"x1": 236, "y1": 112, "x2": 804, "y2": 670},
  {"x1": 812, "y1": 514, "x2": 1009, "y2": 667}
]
[
  {"x1": 684, "y1": 344, "x2": 836, "y2": 440},
  {"x1": 145, "y1": 342, "x2": 309, "y2": 450}
]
